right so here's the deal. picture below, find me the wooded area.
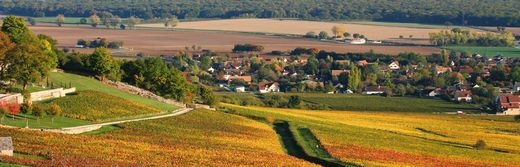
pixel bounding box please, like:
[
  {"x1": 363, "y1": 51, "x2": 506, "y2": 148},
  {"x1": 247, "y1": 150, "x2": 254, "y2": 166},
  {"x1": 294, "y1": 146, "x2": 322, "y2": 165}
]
[{"x1": 1, "y1": 0, "x2": 520, "y2": 26}]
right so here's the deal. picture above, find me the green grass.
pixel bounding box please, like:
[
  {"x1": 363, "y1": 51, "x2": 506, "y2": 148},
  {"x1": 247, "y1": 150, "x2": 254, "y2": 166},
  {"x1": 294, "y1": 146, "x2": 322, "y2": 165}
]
[
  {"x1": 443, "y1": 46, "x2": 520, "y2": 57},
  {"x1": 80, "y1": 125, "x2": 122, "y2": 135},
  {"x1": 32, "y1": 17, "x2": 85, "y2": 24},
  {"x1": 0, "y1": 162, "x2": 28, "y2": 167},
  {"x1": 0, "y1": 114, "x2": 90, "y2": 129},
  {"x1": 38, "y1": 90, "x2": 163, "y2": 122},
  {"x1": 344, "y1": 21, "x2": 455, "y2": 29},
  {"x1": 291, "y1": 93, "x2": 479, "y2": 112},
  {"x1": 48, "y1": 72, "x2": 176, "y2": 111}
]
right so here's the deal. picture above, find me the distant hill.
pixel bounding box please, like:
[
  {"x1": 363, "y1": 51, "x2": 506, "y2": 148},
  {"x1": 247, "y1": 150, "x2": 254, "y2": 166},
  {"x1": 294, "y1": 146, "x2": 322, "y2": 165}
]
[{"x1": 1, "y1": 0, "x2": 520, "y2": 26}]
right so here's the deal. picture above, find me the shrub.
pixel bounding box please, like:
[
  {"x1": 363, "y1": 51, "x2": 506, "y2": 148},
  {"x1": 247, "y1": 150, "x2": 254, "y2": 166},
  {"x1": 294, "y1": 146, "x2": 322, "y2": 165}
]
[
  {"x1": 514, "y1": 115, "x2": 520, "y2": 122},
  {"x1": 474, "y1": 139, "x2": 487, "y2": 150}
]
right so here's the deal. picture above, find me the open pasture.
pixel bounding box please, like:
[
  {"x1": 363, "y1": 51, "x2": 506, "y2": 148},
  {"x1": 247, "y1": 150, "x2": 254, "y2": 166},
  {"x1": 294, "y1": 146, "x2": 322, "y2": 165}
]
[{"x1": 29, "y1": 25, "x2": 440, "y2": 55}]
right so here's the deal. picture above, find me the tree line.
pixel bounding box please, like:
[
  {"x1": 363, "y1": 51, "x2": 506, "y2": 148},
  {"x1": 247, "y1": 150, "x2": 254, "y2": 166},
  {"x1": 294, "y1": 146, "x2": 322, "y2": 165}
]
[
  {"x1": 429, "y1": 28, "x2": 516, "y2": 47},
  {"x1": 1, "y1": 0, "x2": 520, "y2": 26}
]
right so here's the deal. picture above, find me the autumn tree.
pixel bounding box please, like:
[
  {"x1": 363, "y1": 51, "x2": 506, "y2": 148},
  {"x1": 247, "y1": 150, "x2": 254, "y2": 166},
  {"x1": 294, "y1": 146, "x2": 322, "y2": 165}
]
[
  {"x1": 89, "y1": 14, "x2": 101, "y2": 28},
  {"x1": 56, "y1": 14, "x2": 65, "y2": 26},
  {"x1": 331, "y1": 25, "x2": 346, "y2": 38},
  {"x1": 6, "y1": 43, "x2": 53, "y2": 90},
  {"x1": 198, "y1": 86, "x2": 217, "y2": 106},
  {"x1": 1, "y1": 16, "x2": 35, "y2": 44},
  {"x1": 164, "y1": 17, "x2": 179, "y2": 29},
  {"x1": 441, "y1": 49, "x2": 449, "y2": 66},
  {"x1": 87, "y1": 47, "x2": 118, "y2": 80},
  {"x1": 127, "y1": 16, "x2": 140, "y2": 29},
  {"x1": 47, "y1": 103, "x2": 62, "y2": 124},
  {"x1": 0, "y1": 32, "x2": 15, "y2": 85},
  {"x1": 109, "y1": 16, "x2": 122, "y2": 29},
  {"x1": 318, "y1": 31, "x2": 329, "y2": 39}
]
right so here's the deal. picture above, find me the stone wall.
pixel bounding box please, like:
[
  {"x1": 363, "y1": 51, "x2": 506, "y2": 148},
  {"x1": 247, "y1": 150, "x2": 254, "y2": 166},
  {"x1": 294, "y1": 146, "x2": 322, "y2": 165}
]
[{"x1": 0, "y1": 87, "x2": 76, "y2": 104}]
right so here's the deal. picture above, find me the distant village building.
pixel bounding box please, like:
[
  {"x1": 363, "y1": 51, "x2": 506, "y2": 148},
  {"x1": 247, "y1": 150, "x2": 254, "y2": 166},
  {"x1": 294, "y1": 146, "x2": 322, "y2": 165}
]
[
  {"x1": 347, "y1": 38, "x2": 366, "y2": 44},
  {"x1": 496, "y1": 94, "x2": 520, "y2": 115},
  {"x1": 331, "y1": 70, "x2": 349, "y2": 77},
  {"x1": 513, "y1": 82, "x2": 520, "y2": 93},
  {"x1": 258, "y1": 82, "x2": 280, "y2": 93},
  {"x1": 207, "y1": 67, "x2": 215, "y2": 73},
  {"x1": 454, "y1": 90, "x2": 472, "y2": 102},
  {"x1": 357, "y1": 60, "x2": 369, "y2": 67},
  {"x1": 388, "y1": 61, "x2": 400, "y2": 70},
  {"x1": 363, "y1": 86, "x2": 386, "y2": 95},
  {"x1": 235, "y1": 85, "x2": 246, "y2": 93},
  {"x1": 435, "y1": 66, "x2": 452, "y2": 74},
  {"x1": 0, "y1": 137, "x2": 13, "y2": 156}
]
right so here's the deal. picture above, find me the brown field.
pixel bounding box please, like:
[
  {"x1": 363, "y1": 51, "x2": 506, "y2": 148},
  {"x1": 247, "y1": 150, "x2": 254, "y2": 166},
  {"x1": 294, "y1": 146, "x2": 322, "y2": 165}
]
[
  {"x1": 30, "y1": 25, "x2": 440, "y2": 56},
  {"x1": 141, "y1": 19, "x2": 440, "y2": 40}
]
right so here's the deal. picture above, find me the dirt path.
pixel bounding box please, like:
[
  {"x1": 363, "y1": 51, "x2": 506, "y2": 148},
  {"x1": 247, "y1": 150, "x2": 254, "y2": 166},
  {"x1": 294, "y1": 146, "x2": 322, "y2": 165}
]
[{"x1": 44, "y1": 107, "x2": 193, "y2": 134}]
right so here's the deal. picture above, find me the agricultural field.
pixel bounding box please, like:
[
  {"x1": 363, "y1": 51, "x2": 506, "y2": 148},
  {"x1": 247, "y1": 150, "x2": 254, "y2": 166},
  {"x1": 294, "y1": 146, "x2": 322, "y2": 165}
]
[
  {"x1": 222, "y1": 104, "x2": 520, "y2": 167},
  {"x1": 29, "y1": 24, "x2": 440, "y2": 55},
  {"x1": 38, "y1": 90, "x2": 163, "y2": 122},
  {"x1": 217, "y1": 93, "x2": 480, "y2": 113},
  {"x1": 0, "y1": 109, "x2": 314, "y2": 166},
  {"x1": 32, "y1": 17, "x2": 84, "y2": 24},
  {"x1": 48, "y1": 72, "x2": 176, "y2": 111},
  {"x1": 443, "y1": 46, "x2": 520, "y2": 58}
]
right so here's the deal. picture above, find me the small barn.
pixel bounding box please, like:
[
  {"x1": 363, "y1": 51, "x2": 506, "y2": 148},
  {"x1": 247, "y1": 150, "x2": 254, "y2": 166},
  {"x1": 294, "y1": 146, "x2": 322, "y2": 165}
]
[{"x1": 0, "y1": 137, "x2": 13, "y2": 156}]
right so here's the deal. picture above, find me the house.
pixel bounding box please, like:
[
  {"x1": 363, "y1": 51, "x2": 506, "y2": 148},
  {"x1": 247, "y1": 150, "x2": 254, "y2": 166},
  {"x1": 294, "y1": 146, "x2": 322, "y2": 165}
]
[
  {"x1": 228, "y1": 75, "x2": 252, "y2": 84},
  {"x1": 513, "y1": 82, "x2": 520, "y2": 93},
  {"x1": 235, "y1": 85, "x2": 246, "y2": 93},
  {"x1": 454, "y1": 90, "x2": 472, "y2": 102},
  {"x1": 435, "y1": 66, "x2": 452, "y2": 74},
  {"x1": 496, "y1": 94, "x2": 520, "y2": 115},
  {"x1": 422, "y1": 88, "x2": 442, "y2": 97},
  {"x1": 357, "y1": 60, "x2": 369, "y2": 67},
  {"x1": 331, "y1": 70, "x2": 349, "y2": 77},
  {"x1": 388, "y1": 61, "x2": 400, "y2": 70},
  {"x1": 363, "y1": 86, "x2": 386, "y2": 95},
  {"x1": 0, "y1": 137, "x2": 13, "y2": 156},
  {"x1": 335, "y1": 60, "x2": 351, "y2": 65},
  {"x1": 347, "y1": 38, "x2": 366, "y2": 44},
  {"x1": 207, "y1": 67, "x2": 215, "y2": 73},
  {"x1": 258, "y1": 82, "x2": 280, "y2": 93}
]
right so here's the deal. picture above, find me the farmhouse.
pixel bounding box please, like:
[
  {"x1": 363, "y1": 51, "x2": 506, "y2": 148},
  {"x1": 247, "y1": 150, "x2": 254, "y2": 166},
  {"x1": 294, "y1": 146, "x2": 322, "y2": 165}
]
[
  {"x1": 0, "y1": 137, "x2": 13, "y2": 156},
  {"x1": 496, "y1": 94, "x2": 520, "y2": 115},
  {"x1": 435, "y1": 66, "x2": 452, "y2": 74},
  {"x1": 235, "y1": 85, "x2": 246, "y2": 93},
  {"x1": 258, "y1": 82, "x2": 280, "y2": 93},
  {"x1": 363, "y1": 86, "x2": 386, "y2": 95},
  {"x1": 454, "y1": 90, "x2": 472, "y2": 102},
  {"x1": 331, "y1": 70, "x2": 349, "y2": 77}
]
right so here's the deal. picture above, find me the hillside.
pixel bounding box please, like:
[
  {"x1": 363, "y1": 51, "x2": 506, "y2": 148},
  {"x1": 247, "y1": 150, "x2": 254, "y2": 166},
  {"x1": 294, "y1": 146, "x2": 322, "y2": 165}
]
[
  {"x1": 0, "y1": 109, "x2": 315, "y2": 166},
  {"x1": 222, "y1": 104, "x2": 520, "y2": 166},
  {"x1": 2, "y1": 0, "x2": 520, "y2": 26}
]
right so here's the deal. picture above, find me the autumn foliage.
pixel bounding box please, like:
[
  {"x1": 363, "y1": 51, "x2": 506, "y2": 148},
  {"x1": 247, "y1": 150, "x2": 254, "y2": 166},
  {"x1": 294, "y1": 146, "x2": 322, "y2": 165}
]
[{"x1": 0, "y1": 100, "x2": 20, "y2": 115}]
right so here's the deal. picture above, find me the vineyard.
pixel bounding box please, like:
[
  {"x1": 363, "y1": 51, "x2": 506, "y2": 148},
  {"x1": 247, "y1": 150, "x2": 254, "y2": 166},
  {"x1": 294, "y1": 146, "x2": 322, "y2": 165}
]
[
  {"x1": 38, "y1": 91, "x2": 163, "y2": 122},
  {"x1": 0, "y1": 109, "x2": 314, "y2": 166},
  {"x1": 222, "y1": 104, "x2": 520, "y2": 166}
]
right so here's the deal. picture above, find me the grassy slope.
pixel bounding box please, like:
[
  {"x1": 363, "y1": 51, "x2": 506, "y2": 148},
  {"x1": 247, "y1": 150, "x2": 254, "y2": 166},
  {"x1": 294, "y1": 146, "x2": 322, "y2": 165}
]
[
  {"x1": 223, "y1": 104, "x2": 520, "y2": 167},
  {"x1": 48, "y1": 72, "x2": 176, "y2": 111},
  {"x1": 0, "y1": 109, "x2": 315, "y2": 166},
  {"x1": 39, "y1": 90, "x2": 163, "y2": 122},
  {"x1": 443, "y1": 46, "x2": 520, "y2": 58}
]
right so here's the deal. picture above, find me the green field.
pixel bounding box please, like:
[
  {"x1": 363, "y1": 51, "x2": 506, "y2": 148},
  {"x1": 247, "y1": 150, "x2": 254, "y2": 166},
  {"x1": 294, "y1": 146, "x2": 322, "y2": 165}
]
[
  {"x1": 218, "y1": 93, "x2": 479, "y2": 113},
  {"x1": 222, "y1": 104, "x2": 520, "y2": 166},
  {"x1": 32, "y1": 17, "x2": 85, "y2": 24},
  {"x1": 1, "y1": 113, "x2": 91, "y2": 129},
  {"x1": 443, "y1": 46, "x2": 520, "y2": 57},
  {"x1": 48, "y1": 72, "x2": 176, "y2": 111},
  {"x1": 345, "y1": 21, "x2": 452, "y2": 29}
]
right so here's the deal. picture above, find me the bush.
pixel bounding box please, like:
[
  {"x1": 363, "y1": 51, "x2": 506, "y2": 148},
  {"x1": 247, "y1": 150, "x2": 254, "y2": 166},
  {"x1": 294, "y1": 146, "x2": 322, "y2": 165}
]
[
  {"x1": 514, "y1": 115, "x2": 520, "y2": 122},
  {"x1": 474, "y1": 139, "x2": 487, "y2": 150}
]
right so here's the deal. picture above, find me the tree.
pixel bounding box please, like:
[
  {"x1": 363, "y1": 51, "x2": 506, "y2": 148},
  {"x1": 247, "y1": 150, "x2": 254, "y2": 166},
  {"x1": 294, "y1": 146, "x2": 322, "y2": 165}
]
[
  {"x1": 304, "y1": 31, "x2": 317, "y2": 38},
  {"x1": 287, "y1": 95, "x2": 301, "y2": 108},
  {"x1": 87, "y1": 47, "x2": 117, "y2": 80},
  {"x1": 89, "y1": 14, "x2": 101, "y2": 28},
  {"x1": 441, "y1": 49, "x2": 449, "y2": 66},
  {"x1": 348, "y1": 65, "x2": 361, "y2": 92},
  {"x1": 56, "y1": 14, "x2": 65, "y2": 26},
  {"x1": 0, "y1": 32, "x2": 15, "y2": 83},
  {"x1": 6, "y1": 43, "x2": 53, "y2": 90},
  {"x1": 47, "y1": 103, "x2": 62, "y2": 124},
  {"x1": 198, "y1": 86, "x2": 217, "y2": 106},
  {"x1": 343, "y1": 32, "x2": 351, "y2": 38},
  {"x1": 511, "y1": 66, "x2": 520, "y2": 83},
  {"x1": 127, "y1": 16, "x2": 140, "y2": 29},
  {"x1": 318, "y1": 31, "x2": 329, "y2": 39},
  {"x1": 80, "y1": 18, "x2": 88, "y2": 24},
  {"x1": 164, "y1": 17, "x2": 179, "y2": 29},
  {"x1": 109, "y1": 16, "x2": 121, "y2": 29},
  {"x1": 27, "y1": 17, "x2": 36, "y2": 26},
  {"x1": 474, "y1": 139, "x2": 487, "y2": 150},
  {"x1": 331, "y1": 25, "x2": 346, "y2": 38},
  {"x1": 1, "y1": 16, "x2": 35, "y2": 44}
]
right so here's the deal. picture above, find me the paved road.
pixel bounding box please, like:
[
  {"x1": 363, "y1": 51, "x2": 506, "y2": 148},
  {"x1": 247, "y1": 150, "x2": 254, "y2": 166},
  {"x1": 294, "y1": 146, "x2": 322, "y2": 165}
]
[{"x1": 44, "y1": 107, "x2": 193, "y2": 134}]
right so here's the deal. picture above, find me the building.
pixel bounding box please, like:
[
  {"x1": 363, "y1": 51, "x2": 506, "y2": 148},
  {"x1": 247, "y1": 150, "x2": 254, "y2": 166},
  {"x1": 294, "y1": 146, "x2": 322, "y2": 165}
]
[
  {"x1": 363, "y1": 86, "x2": 386, "y2": 95},
  {"x1": 235, "y1": 85, "x2": 246, "y2": 93},
  {"x1": 388, "y1": 61, "x2": 400, "y2": 70},
  {"x1": 513, "y1": 82, "x2": 520, "y2": 93},
  {"x1": 258, "y1": 82, "x2": 280, "y2": 93},
  {"x1": 228, "y1": 75, "x2": 252, "y2": 84},
  {"x1": 331, "y1": 70, "x2": 349, "y2": 77},
  {"x1": 454, "y1": 90, "x2": 472, "y2": 102},
  {"x1": 0, "y1": 137, "x2": 13, "y2": 156},
  {"x1": 435, "y1": 66, "x2": 452, "y2": 74},
  {"x1": 496, "y1": 94, "x2": 520, "y2": 115}
]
